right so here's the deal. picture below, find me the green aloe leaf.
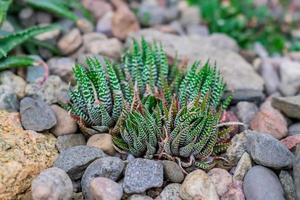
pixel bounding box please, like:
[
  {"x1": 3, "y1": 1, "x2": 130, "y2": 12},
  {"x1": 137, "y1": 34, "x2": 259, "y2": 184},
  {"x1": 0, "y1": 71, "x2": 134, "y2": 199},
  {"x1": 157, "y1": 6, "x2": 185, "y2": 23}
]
[
  {"x1": 0, "y1": 24, "x2": 58, "y2": 59},
  {"x1": 0, "y1": 0, "x2": 12, "y2": 26},
  {"x1": 25, "y1": 0, "x2": 79, "y2": 22}
]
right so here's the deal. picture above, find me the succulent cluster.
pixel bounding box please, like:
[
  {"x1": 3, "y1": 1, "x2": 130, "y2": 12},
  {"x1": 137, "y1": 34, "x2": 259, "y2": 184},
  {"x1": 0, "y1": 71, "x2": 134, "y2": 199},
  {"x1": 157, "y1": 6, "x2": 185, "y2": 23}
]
[{"x1": 66, "y1": 39, "x2": 232, "y2": 169}]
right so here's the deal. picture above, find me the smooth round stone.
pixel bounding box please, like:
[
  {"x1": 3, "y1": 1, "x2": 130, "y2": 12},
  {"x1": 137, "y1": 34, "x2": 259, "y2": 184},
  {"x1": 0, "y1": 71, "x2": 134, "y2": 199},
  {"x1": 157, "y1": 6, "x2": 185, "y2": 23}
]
[
  {"x1": 161, "y1": 160, "x2": 184, "y2": 183},
  {"x1": 156, "y1": 183, "x2": 181, "y2": 200},
  {"x1": 51, "y1": 105, "x2": 77, "y2": 136},
  {"x1": 89, "y1": 177, "x2": 123, "y2": 200},
  {"x1": 87, "y1": 134, "x2": 115, "y2": 155},
  {"x1": 55, "y1": 134, "x2": 86, "y2": 152},
  {"x1": 243, "y1": 165, "x2": 285, "y2": 200}
]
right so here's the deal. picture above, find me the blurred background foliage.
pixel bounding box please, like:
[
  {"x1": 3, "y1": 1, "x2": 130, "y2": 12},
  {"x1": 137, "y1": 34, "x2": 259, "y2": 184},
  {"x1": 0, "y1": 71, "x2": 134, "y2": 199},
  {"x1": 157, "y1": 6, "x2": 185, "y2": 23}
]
[{"x1": 187, "y1": 0, "x2": 300, "y2": 54}]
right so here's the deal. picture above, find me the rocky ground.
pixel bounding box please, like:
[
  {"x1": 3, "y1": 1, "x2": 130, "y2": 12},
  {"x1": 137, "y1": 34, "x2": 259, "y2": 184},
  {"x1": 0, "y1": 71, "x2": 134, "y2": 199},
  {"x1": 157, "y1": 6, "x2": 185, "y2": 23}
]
[{"x1": 1, "y1": 0, "x2": 300, "y2": 200}]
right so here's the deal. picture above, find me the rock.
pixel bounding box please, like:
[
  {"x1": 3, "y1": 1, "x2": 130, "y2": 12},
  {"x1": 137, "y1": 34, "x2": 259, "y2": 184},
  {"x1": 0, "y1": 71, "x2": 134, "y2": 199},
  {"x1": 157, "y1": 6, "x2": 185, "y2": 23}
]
[
  {"x1": 208, "y1": 168, "x2": 233, "y2": 197},
  {"x1": 51, "y1": 105, "x2": 77, "y2": 136},
  {"x1": 245, "y1": 130, "x2": 294, "y2": 169},
  {"x1": 233, "y1": 152, "x2": 252, "y2": 181},
  {"x1": 236, "y1": 101, "x2": 258, "y2": 125},
  {"x1": 111, "y1": 0, "x2": 140, "y2": 40},
  {"x1": 156, "y1": 183, "x2": 181, "y2": 200},
  {"x1": 137, "y1": 1, "x2": 165, "y2": 26},
  {"x1": 89, "y1": 177, "x2": 123, "y2": 200},
  {"x1": 294, "y1": 144, "x2": 300, "y2": 199},
  {"x1": 288, "y1": 123, "x2": 300, "y2": 135},
  {"x1": 260, "y1": 59, "x2": 280, "y2": 95},
  {"x1": 96, "y1": 11, "x2": 113, "y2": 36},
  {"x1": 129, "y1": 195, "x2": 154, "y2": 200},
  {"x1": 54, "y1": 145, "x2": 106, "y2": 180},
  {"x1": 272, "y1": 95, "x2": 300, "y2": 120},
  {"x1": 230, "y1": 89, "x2": 264, "y2": 104},
  {"x1": 26, "y1": 64, "x2": 45, "y2": 83},
  {"x1": 161, "y1": 160, "x2": 185, "y2": 183},
  {"x1": 208, "y1": 33, "x2": 239, "y2": 52},
  {"x1": 25, "y1": 75, "x2": 69, "y2": 104},
  {"x1": 123, "y1": 158, "x2": 163, "y2": 194},
  {"x1": 221, "y1": 180, "x2": 245, "y2": 200},
  {"x1": 186, "y1": 24, "x2": 209, "y2": 36},
  {"x1": 48, "y1": 57, "x2": 75, "y2": 82},
  {"x1": 280, "y1": 134, "x2": 300, "y2": 150},
  {"x1": 82, "y1": 0, "x2": 112, "y2": 20},
  {"x1": 279, "y1": 59, "x2": 300, "y2": 87},
  {"x1": 35, "y1": 28, "x2": 60, "y2": 41},
  {"x1": 87, "y1": 134, "x2": 115, "y2": 155},
  {"x1": 278, "y1": 82, "x2": 299, "y2": 97},
  {"x1": 58, "y1": 28, "x2": 83, "y2": 55},
  {"x1": 83, "y1": 32, "x2": 107, "y2": 49},
  {"x1": 85, "y1": 38, "x2": 123, "y2": 59},
  {"x1": 250, "y1": 99, "x2": 287, "y2": 139},
  {"x1": 72, "y1": 192, "x2": 84, "y2": 200},
  {"x1": 81, "y1": 157, "x2": 124, "y2": 199},
  {"x1": 279, "y1": 170, "x2": 296, "y2": 200},
  {"x1": 178, "y1": 1, "x2": 200, "y2": 27},
  {"x1": 226, "y1": 132, "x2": 247, "y2": 164},
  {"x1": 129, "y1": 30, "x2": 264, "y2": 94},
  {"x1": 31, "y1": 167, "x2": 73, "y2": 200},
  {"x1": 180, "y1": 169, "x2": 219, "y2": 200},
  {"x1": 0, "y1": 111, "x2": 57, "y2": 200},
  {"x1": 0, "y1": 71, "x2": 26, "y2": 98},
  {"x1": 243, "y1": 165, "x2": 285, "y2": 200},
  {"x1": 56, "y1": 134, "x2": 86, "y2": 152},
  {"x1": 76, "y1": 18, "x2": 94, "y2": 33},
  {"x1": 0, "y1": 85, "x2": 19, "y2": 112},
  {"x1": 20, "y1": 97, "x2": 57, "y2": 131}
]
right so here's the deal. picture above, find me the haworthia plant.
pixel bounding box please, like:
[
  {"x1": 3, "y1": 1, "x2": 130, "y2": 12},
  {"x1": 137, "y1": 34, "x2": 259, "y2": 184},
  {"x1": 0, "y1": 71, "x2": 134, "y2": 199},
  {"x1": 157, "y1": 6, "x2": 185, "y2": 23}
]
[
  {"x1": 0, "y1": 0, "x2": 12, "y2": 26},
  {"x1": 0, "y1": 24, "x2": 58, "y2": 59},
  {"x1": 25, "y1": 0, "x2": 79, "y2": 22}
]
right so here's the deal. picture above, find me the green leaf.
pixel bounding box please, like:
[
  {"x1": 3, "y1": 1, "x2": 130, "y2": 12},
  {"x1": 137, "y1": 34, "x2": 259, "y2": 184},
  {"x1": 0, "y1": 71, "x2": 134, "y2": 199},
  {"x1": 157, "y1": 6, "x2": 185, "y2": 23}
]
[
  {"x1": 0, "y1": 24, "x2": 58, "y2": 59},
  {"x1": 0, "y1": 0, "x2": 12, "y2": 26},
  {"x1": 26, "y1": 0, "x2": 79, "y2": 22},
  {"x1": 0, "y1": 55, "x2": 35, "y2": 71}
]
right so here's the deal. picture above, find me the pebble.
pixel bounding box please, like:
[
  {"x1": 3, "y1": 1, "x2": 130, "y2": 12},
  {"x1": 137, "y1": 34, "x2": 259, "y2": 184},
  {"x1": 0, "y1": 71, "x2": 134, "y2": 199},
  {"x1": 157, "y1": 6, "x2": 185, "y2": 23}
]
[
  {"x1": 20, "y1": 97, "x2": 57, "y2": 131},
  {"x1": 31, "y1": 167, "x2": 73, "y2": 200},
  {"x1": 243, "y1": 165, "x2": 285, "y2": 200},
  {"x1": 111, "y1": 1, "x2": 140, "y2": 40},
  {"x1": 233, "y1": 152, "x2": 252, "y2": 181},
  {"x1": 82, "y1": 0, "x2": 112, "y2": 20},
  {"x1": 25, "y1": 75, "x2": 69, "y2": 104},
  {"x1": 221, "y1": 180, "x2": 245, "y2": 200},
  {"x1": 137, "y1": 2, "x2": 165, "y2": 26},
  {"x1": 279, "y1": 59, "x2": 300, "y2": 87},
  {"x1": 230, "y1": 89, "x2": 264, "y2": 104},
  {"x1": 48, "y1": 57, "x2": 75, "y2": 82},
  {"x1": 156, "y1": 183, "x2": 181, "y2": 200},
  {"x1": 245, "y1": 130, "x2": 294, "y2": 169},
  {"x1": 226, "y1": 132, "x2": 247, "y2": 164},
  {"x1": 294, "y1": 144, "x2": 300, "y2": 200},
  {"x1": 51, "y1": 105, "x2": 77, "y2": 136},
  {"x1": 87, "y1": 134, "x2": 115, "y2": 155},
  {"x1": 280, "y1": 134, "x2": 300, "y2": 150},
  {"x1": 26, "y1": 65, "x2": 45, "y2": 83},
  {"x1": 81, "y1": 157, "x2": 125, "y2": 199},
  {"x1": 208, "y1": 168, "x2": 233, "y2": 197},
  {"x1": 209, "y1": 33, "x2": 239, "y2": 52},
  {"x1": 128, "y1": 195, "x2": 154, "y2": 200},
  {"x1": 0, "y1": 71, "x2": 26, "y2": 98},
  {"x1": 85, "y1": 38, "x2": 123, "y2": 59},
  {"x1": 236, "y1": 101, "x2": 258, "y2": 125},
  {"x1": 178, "y1": 1, "x2": 200, "y2": 27},
  {"x1": 288, "y1": 123, "x2": 300, "y2": 136},
  {"x1": 58, "y1": 28, "x2": 83, "y2": 55},
  {"x1": 55, "y1": 134, "x2": 86, "y2": 152},
  {"x1": 0, "y1": 85, "x2": 19, "y2": 112},
  {"x1": 76, "y1": 18, "x2": 94, "y2": 33},
  {"x1": 89, "y1": 177, "x2": 123, "y2": 200},
  {"x1": 161, "y1": 160, "x2": 185, "y2": 183},
  {"x1": 96, "y1": 11, "x2": 113, "y2": 36},
  {"x1": 250, "y1": 99, "x2": 287, "y2": 139},
  {"x1": 279, "y1": 170, "x2": 296, "y2": 200},
  {"x1": 54, "y1": 145, "x2": 106, "y2": 180},
  {"x1": 180, "y1": 169, "x2": 219, "y2": 200},
  {"x1": 123, "y1": 158, "x2": 163, "y2": 194},
  {"x1": 272, "y1": 95, "x2": 300, "y2": 120},
  {"x1": 260, "y1": 59, "x2": 280, "y2": 95}
]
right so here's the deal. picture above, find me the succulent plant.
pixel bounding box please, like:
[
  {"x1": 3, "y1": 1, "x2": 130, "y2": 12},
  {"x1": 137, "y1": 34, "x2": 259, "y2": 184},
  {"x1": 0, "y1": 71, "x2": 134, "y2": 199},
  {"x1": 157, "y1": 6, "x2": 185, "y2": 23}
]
[{"x1": 113, "y1": 62, "x2": 233, "y2": 170}]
